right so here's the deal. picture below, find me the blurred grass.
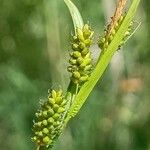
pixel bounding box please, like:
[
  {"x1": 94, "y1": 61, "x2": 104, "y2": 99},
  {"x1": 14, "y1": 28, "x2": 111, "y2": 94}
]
[{"x1": 0, "y1": 0, "x2": 149, "y2": 150}]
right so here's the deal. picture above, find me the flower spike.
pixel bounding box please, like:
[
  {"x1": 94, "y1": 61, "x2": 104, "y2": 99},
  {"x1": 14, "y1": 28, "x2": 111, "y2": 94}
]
[
  {"x1": 68, "y1": 24, "x2": 94, "y2": 85},
  {"x1": 31, "y1": 89, "x2": 67, "y2": 148}
]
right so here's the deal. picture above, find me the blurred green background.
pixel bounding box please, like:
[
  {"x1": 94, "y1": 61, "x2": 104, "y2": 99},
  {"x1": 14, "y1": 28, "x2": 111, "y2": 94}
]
[{"x1": 0, "y1": 0, "x2": 149, "y2": 150}]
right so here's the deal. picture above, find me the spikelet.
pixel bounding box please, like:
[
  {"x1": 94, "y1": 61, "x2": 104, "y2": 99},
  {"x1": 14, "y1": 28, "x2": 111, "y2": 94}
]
[
  {"x1": 107, "y1": 0, "x2": 127, "y2": 36},
  {"x1": 98, "y1": 0, "x2": 132, "y2": 52},
  {"x1": 31, "y1": 89, "x2": 67, "y2": 148},
  {"x1": 98, "y1": 15, "x2": 133, "y2": 52},
  {"x1": 68, "y1": 24, "x2": 94, "y2": 85}
]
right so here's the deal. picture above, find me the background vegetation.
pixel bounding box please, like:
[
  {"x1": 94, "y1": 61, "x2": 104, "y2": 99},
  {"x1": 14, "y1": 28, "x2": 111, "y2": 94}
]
[{"x1": 0, "y1": 0, "x2": 149, "y2": 150}]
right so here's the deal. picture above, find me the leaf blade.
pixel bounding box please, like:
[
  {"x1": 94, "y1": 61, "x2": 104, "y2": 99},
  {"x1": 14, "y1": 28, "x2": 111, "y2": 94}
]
[{"x1": 64, "y1": 0, "x2": 84, "y2": 31}]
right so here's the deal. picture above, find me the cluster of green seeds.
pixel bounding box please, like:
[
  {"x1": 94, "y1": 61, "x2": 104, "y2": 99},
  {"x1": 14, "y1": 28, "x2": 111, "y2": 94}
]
[
  {"x1": 31, "y1": 89, "x2": 67, "y2": 148},
  {"x1": 68, "y1": 24, "x2": 94, "y2": 85},
  {"x1": 98, "y1": 15, "x2": 133, "y2": 52}
]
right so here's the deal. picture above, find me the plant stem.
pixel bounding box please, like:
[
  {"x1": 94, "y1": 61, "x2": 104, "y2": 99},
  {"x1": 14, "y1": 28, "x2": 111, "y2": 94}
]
[
  {"x1": 38, "y1": 146, "x2": 47, "y2": 150},
  {"x1": 67, "y1": 81, "x2": 77, "y2": 94}
]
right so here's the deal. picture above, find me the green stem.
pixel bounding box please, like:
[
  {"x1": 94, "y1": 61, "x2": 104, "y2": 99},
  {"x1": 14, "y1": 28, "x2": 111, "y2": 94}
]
[
  {"x1": 66, "y1": 81, "x2": 79, "y2": 106},
  {"x1": 37, "y1": 146, "x2": 40, "y2": 150},
  {"x1": 37, "y1": 146, "x2": 45, "y2": 150},
  {"x1": 67, "y1": 81, "x2": 77, "y2": 94}
]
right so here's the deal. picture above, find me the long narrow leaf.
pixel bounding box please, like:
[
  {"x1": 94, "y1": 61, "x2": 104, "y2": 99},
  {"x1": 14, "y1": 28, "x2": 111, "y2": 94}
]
[{"x1": 64, "y1": 0, "x2": 84, "y2": 32}]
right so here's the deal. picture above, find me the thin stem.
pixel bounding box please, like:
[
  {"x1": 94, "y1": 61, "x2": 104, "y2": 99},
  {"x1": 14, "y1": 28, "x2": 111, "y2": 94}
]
[
  {"x1": 37, "y1": 146, "x2": 46, "y2": 150},
  {"x1": 37, "y1": 146, "x2": 40, "y2": 150},
  {"x1": 67, "y1": 81, "x2": 77, "y2": 94}
]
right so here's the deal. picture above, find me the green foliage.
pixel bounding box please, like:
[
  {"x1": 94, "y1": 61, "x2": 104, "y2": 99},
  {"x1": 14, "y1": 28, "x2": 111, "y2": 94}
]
[{"x1": 1, "y1": 0, "x2": 150, "y2": 150}]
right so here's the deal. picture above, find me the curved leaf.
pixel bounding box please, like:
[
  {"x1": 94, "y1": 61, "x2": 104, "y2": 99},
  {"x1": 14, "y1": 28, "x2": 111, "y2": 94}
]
[{"x1": 64, "y1": 0, "x2": 84, "y2": 32}]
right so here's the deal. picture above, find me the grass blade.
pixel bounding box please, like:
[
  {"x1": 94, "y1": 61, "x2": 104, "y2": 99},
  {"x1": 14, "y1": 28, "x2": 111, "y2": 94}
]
[{"x1": 64, "y1": 0, "x2": 84, "y2": 32}]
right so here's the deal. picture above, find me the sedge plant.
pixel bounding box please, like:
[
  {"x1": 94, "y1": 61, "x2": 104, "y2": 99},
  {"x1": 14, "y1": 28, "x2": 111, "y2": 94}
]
[{"x1": 31, "y1": 0, "x2": 140, "y2": 149}]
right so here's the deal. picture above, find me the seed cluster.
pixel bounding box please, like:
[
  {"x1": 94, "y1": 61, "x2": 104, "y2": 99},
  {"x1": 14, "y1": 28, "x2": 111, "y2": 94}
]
[
  {"x1": 98, "y1": 15, "x2": 133, "y2": 52},
  {"x1": 32, "y1": 90, "x2": 67, "y2": 148},
  {"x1": 67, "y1": 24, "x2": 94, "y2": 85}
]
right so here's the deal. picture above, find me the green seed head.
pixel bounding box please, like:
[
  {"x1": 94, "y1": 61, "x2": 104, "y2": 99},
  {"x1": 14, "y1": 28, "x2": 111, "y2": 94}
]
[
  {"x1": 68, "y1": 24, "x2": 94, "y2": 85},
  {"x1": 31, "y1": 89, "x2": 67, "y2": 148}
]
